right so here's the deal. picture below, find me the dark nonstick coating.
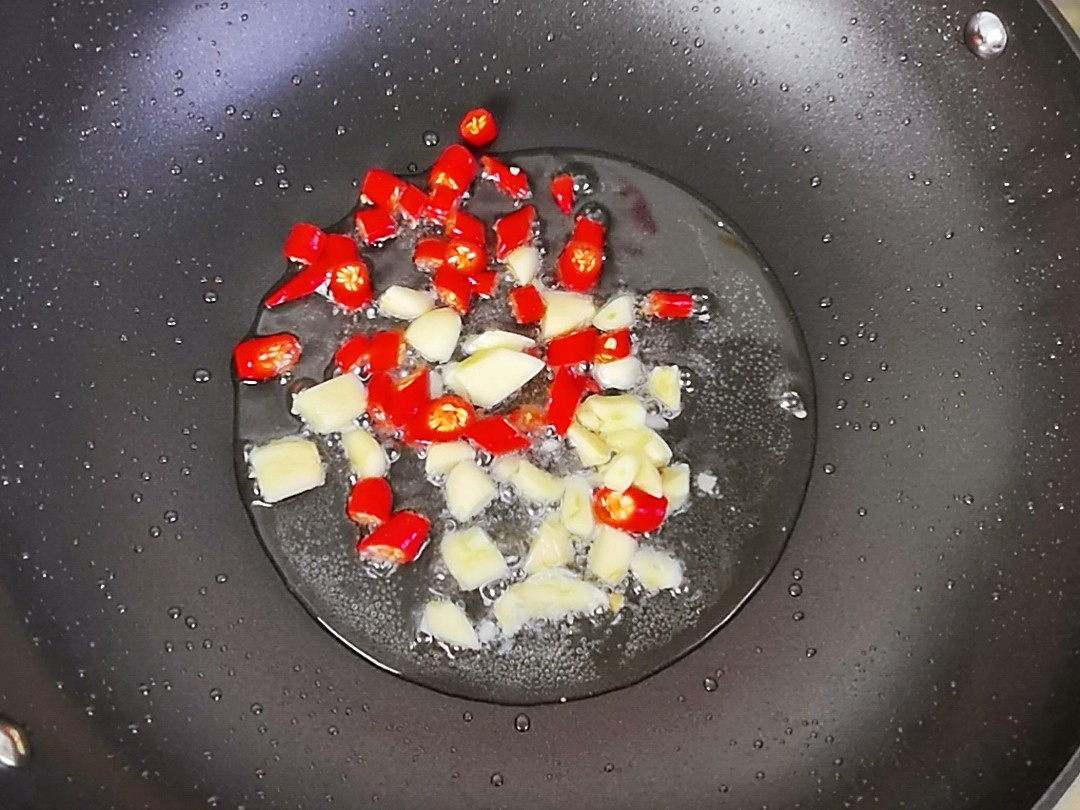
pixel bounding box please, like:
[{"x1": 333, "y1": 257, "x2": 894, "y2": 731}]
[{"x1": 2, "y1": 1, "x2": 1080, "y2": 808}]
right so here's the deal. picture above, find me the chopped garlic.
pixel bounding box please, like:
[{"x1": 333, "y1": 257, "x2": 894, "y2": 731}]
[
  {"x1": 504, "y1": 245, "x2": 540, "y2": 285},
  {"x1": 581, "y1": 394, "x2": 647, "y2": 433},
  {"x1": 524, "y1": 516, "x2": 574, "y2": 573},
  {"x1": 444, "y1": 460, "x2": 496, "y2": 522},
  {"x1": 291, "y1": 373, "x2": 367, "y2": 433},
  {"x1": 425, "y1": 441, "x2": 475, "y2": 477},
  {"x1": 446, "y1": 348, "x2": 545, "y2": 409},
  {"x1": 560, "y1": 475, "x2": 596, "y2": 538},
  {"x1": 249, "y1": 438, "x2": 324, "y2": 503},
  {"x1": 647, "y1": 365, "x2": 682, "y2": 412},
  {"x1": 405, "y1": 307, "x2": 462, "y2": 363},
  {"x1": 494, "y1": 569, "x2": 606, "y2": 634},
  {"x1": 540, "y1": 290, "x2": 596, "y2": 339},
  {"x1": 378, "y1": 285, "x2": 435, "y2": 320},
  {"x1": 342, "y1": 429, "x2": 387, "y2": 478},
  {"x1": 461, "y1": 330, "x2": 535, "y2": 355},
  {"x1": 593, "y1": 356, "x2": 644, "y2": 391},
  {"x1": 661, "y1": 463, "x2": 691, "y2": 512},
  {"x1": 511, "y1": 460, "x2": 565, "y2": 504},
  {"x1": 587, "y1": 527, "x2": 637, "y2": 585},
  {"x1": 490, "y1": 455, "x2": 521, "y2": 483},
  {"x1": 566, "y1": 422, "x2": 611, "y2": 468},
  {"x1": 593, "y1": 294, "x2": 636, "y2": 331},
  {"x1": 420, "y1": 600, "x2": 480, "y2": 649},
  {"x1": 441, "y1": 527, "x2": 508, "y2": 591},
  {"x1": 602, "y1": 453, "x2": 641, "y2": 492},
  {"x1": 630, "y1": 547, "x2": 683, "y2": 591},
  {"x1": 632, "y1": 460, "x2": 664, "y2": 497}
]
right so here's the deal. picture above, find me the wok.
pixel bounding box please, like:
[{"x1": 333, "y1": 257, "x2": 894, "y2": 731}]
[{"x1": 2, "y1": 0, "x2": 1080, "y2": 808}]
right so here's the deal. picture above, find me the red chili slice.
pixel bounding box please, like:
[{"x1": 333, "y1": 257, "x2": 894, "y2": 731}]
[
  {"x1": 360, "y1": 168, "x2": 405, "y2": 210},
  {"x1": 458, "y1": 107, "x2": 498, "y2": 148},
  {"x1": 549, "y1": 174, "x2": 575, "y2": 215},
  {"x1": 595, "y1": 329, "x2": 632, "y2": 362},
  {"x1": 282, "y1": 222, "x2": 326, "y2": 264},
  {"x1": 546, "y1": 327, "x2": 599, "y2": 366},
  {"x1": 334, "y1": 334, "x2": 371, "y2": 374},
  {"x1": 591, "y1": 486, "x2": 668, "y2": 534},
  {"x1": 506, "y1": 405, "x2": 547, "y2": 435},
  {"x1": 643, "y1": 290, "x2": 695, "y2": 319},
  {"x1": 405, "y1": 395, "x2": 476, "y2": 444},
  {"x1": 433, "y1": 264, "x2": 473, "y2": 315},
  {"x1": 347, "y1": 478, "x2": 393, "y2": 527},
  {"x1": 493, "y1": 205, "x2": 536, "y2": 260},
  {"x1": 464, "y1": 416, "x2": 531, "y2": 456},
  {"x1": 423, "y1": 184, "x2": 459, "y2": 227},
  {"x1": 367, "y1": 330, "x2": 405, "y2": 375},
  {"x1": 366, "y1": 372, "x2": 397, "y2": 429},
  {"x1": 233, "y1": 333, "x2": 302, "y2": 381},
  {"x1": 480, "y1": 156, "x2": 531, "y2": 200},
  {"x1": 545, "y1": 366, "x2": 585, "y2": 435},
  {"x1": 397, "y1": 183, "x2": 428, "y2": 223},
  {"x1": 329, "y1": 264, "x2": 373, "y2": 312},
  {"x1": 264, "y1": 264, "x2": 329, "y2": 308},
  {"x1": 509, "y1": 285, "x2": 545, "y2": 324},
  {"x1": 571, "y1": 216, "x2": 605, "y2": 249},
  {"x1": 557, "y1": 218, "x2": 605, "y2": 292},
  {"x1": 429, "y1": 144, "x2": 477, "y2": 193},
  {"x1": 468, "y1": 270, "x2": 499, "y2": 298},
  {"x1": 354, "y1": 207, "x2": 398, "y2": 246},
  {"x1": 393, "y1": 368, "x2": 431, "y2": 423},
  {"x1": 444, "y1": 209, "x2": 487, "y2": 245},
  {"x1": 444, "y1": 239, "x2": 487, "y2": 278},
  {"x1": 413, "y1": 237, "x2": 449, "y2": 273},
  {"x1": 356, "y1": 510, "x2": 430, "y2": 565}
]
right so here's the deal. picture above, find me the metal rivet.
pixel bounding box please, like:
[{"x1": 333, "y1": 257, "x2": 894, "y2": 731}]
[
  {"x1": 965, "y1": 10, "x2": 1008, "y2": 59},
  {"x1": 0, "y1": 720, "x2": 30, "y2": 768}
]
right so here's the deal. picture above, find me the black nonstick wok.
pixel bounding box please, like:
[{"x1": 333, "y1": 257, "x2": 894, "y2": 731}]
[{"x1": 3, "y1": 1, "x2": 1080, "y2": 808}]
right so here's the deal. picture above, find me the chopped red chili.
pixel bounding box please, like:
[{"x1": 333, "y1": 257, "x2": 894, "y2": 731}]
[
  {"x1": 464, "y1": 416, "x2": 531, "y2": 456},
  {"x1": 591, "y1": 486, "x2": 668, "y2": 534},
  {"x1": 509, "y1": 285, "x2": 545, "y2": 324},
  {"x1": 493, "y1": 205, "x2": 535, "y2": 260},
  {"x1": 346, "y1": 478, "x2": 393, "y2": 527},
  {"x1": 282, "y1": 222, "x2": 326, "y2": 264},
  {"x1": 643, "y1": 291, "x2": 695, "y2": 319},
  {"x1": 545, "y1": 327, "x2": 599, "y2": 366},
  {"x1": 233, "y1": 333, "x2": 302, "y2": 381},
  {"x1": 356, "y1": 510, "x2": 430, "y2": 565},
  {"x1": 458, "y1": 108, "x2": 498, "y2": 148}
]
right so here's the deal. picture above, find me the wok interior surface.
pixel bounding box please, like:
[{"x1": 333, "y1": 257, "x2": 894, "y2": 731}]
[{"x1": 2, "y1": 0, "x2": 1080, "y2": 807}]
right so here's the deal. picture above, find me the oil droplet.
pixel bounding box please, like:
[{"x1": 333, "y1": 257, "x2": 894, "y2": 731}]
[
  {"x1": 965, "y1": 11, "x2": 1008, "y2": 59},
  {"x1": 193, "y1": 368, "x2": 212, "y2": 383},
  {"x1": 703, "y1": 676, "x2": 718, "y2": 692},
  {"x1": 209, "y1": 688, "x2": 222, "y2": 701},
  {"x1": 788, "y1": 583, "x2": 803, "y2": 597},
  {"x1": 185, "y1": 616, "x2": 199, "y2": 629},
  {"x1": 167, "y1": 606, "x2": 181, "y2": 619},
  {"x1": 490, "y1": 772, "x2": 504, "y2": 787},
  {"x1": 513, "y1": 713, "x2": 531, "y2": 732},
  {"x1": 810, "y1": 175, "x2": 822, "y2": 188},
  {"x1": 462, "y1": 711, "x2": 473, "y2": 722},
  {"x1": 806, "y1": 647, "x2": 817, "y2": 658},
  {"x1": 250, "y1": 703, "x2": 263, "y2": 715},
  {"x1": 164, "y1": 510, "x2": 179, "y2": 523},
  {"x1": 422, "y1": 130, "x2": 439, "y2": 147},
  {"x1": 291, "y1": 74, "x2": 302, "y2": 86},
  {"x1": 792, "y1": 568, "x2": 803, "y2": 580},
  {"x1": 792, "y1": 610, "x2": 805, "y2": 621},
  {"x1": 823, "y1": 463, "x2": 835, "y2": 474},
  {"x1": 203, "y1": 291, "x2": 218, "y2": 303},
  {"x1": 819, "y1": 296, "x2": 832, "y2": 308},
  {"x1": 603, "y1": 762, "x2": 615, "y2": 773}
]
